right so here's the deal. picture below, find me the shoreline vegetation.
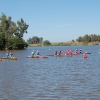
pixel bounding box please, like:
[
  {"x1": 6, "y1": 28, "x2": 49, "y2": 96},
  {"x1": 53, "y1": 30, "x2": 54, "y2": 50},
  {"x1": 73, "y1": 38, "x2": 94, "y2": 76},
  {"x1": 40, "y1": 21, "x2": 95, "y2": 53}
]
[
  {"x1": 28, "y1": 41, "x2": 100, "y2": 47},
  {"x1": 1, "y1": 13, "x2": 100, "y2": 50}
]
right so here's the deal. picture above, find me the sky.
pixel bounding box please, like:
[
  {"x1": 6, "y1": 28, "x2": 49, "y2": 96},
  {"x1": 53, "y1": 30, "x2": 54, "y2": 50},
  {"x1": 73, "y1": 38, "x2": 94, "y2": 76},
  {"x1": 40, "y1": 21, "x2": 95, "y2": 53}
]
[{"x1": 0, "y1": 0, "x2": 100, "y2": 42}]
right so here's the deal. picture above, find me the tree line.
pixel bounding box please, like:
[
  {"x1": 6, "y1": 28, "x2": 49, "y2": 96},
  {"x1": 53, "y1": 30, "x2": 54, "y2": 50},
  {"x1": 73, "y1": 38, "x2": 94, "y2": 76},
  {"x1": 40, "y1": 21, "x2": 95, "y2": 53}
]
[
  {"x1": 27, "y1": 34, "x2": 100, "y2": 46},
  {"x1": 27, "y1": 36, "x2": 51, "y2": 46},
  {"x1": 76, "y1": 34, "x2": 100, "y2": 42},
  {"x1": 27, "y1": 36, "x2": 43, "y2": 44},
  {"x1": 0, "y1": 13, "x2": 28, "y2": 50}
]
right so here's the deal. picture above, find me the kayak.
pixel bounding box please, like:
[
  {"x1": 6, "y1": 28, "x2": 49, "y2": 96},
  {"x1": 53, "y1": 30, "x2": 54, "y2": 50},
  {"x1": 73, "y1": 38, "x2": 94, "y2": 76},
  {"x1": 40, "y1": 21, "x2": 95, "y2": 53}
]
[
  {"x1": 54, "y1": 55, "x2": 66, "y2": 57},
  {"x1": 1, "y1": 57, "x2": 20, "y2": 60},
  {"x1": 74, "y1": 52, "x2": 91, "y2": 54},
  {"x1": 0, "y1": 59, "x2": 4, "y2": 61},
  {"x1": 47, "y1": 54, "x2": 64, "y2": 56},
  {"x1": 85, "y1": 52, "x2": 91, "y2": 54},
  {"x1": 47, "y1": 54, "x2": 73, "y2": 56},
  {"x1": 47, "y1": 54, "x2": 54, "y2": 56},
  {"x1": 26, "y1": 56, "x2": 48, "y2": 58}
]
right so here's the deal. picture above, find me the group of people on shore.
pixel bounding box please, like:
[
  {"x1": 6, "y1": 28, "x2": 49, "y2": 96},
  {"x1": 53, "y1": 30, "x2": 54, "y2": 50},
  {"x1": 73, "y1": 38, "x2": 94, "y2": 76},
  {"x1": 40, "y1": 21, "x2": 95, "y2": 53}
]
[{"x1": 54, "y1": 48, "x2": 84, "y2": 56}]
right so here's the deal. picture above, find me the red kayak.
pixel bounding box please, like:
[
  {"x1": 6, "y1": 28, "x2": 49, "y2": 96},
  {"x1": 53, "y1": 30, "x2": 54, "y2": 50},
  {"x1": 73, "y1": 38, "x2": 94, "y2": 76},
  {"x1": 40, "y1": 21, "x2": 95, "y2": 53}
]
[{"x1": 26, "y1": 56, "x2": 48, "y2": 58}]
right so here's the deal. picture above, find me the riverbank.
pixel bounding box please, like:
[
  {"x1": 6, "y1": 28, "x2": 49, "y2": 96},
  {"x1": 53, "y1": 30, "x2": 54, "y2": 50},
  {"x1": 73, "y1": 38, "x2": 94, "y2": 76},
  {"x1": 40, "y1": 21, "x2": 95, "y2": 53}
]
[{"x1": 28, "y1": 41, "x2": 100, "y2": 47}]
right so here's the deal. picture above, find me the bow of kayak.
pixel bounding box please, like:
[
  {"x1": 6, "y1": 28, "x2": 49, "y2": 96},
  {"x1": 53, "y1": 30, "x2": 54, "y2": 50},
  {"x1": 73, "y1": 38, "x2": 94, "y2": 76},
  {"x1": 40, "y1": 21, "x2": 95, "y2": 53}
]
[{"x1": 0, "y1": 59, "x2": 4, "y2": 61}]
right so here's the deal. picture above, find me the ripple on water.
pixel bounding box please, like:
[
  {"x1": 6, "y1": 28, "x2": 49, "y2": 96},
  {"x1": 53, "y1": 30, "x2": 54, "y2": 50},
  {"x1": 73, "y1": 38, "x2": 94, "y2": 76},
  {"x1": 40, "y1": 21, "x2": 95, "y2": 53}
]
[{"x1": 0, "y1": 46, "x2": 100, "y2": 100}]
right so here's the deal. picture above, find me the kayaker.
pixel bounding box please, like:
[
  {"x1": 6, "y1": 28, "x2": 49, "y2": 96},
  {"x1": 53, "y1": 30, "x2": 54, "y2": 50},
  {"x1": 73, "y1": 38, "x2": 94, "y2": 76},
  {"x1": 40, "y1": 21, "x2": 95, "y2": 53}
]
[
  {"x1": 5, "y1": 51, "x2": 9, "y2": 58},
  {"x1": 36, "y1": 50, "x2": 40, "y2": 57},
  {"x1": 9, "y1": 51, "x2": 13, "y2": 58},
  {"x1": 54, "y1": 50, "x2": 57, "y2": 56},
  {"x1": 65, "y1": 49, "x2": 69, "y2": 55},
  {"x1": 80, "y1": 48, "x2": 83, "y2": 54},
  {"x1": 83, "y1": 53, "x2": 87, "y2": 59},
  {"x1": 99, "y1": 48, "x2": 100, "y2": 53},
  {"x1": 58, "y1": 50, "x2": 62, "y2": 55},
  {"x1": 75, "y1": 48, "x2": 78, "y2": 54},
  {"x1": 69, "y1": 49, "x2": 73, "y2": 55},
  {"x1": 31, "y1": 50, "x2": 35, "y2": 57}
]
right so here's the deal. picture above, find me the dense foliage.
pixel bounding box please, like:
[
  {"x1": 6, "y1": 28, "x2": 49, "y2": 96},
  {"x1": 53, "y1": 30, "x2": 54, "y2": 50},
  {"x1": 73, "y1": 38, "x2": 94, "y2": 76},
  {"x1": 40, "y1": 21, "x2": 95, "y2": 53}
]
[
  {"x1": 27, "y1": 36, "x2": 43, "y2": 44},
  {"x1": 43, "y1": 40, "x2": 51, "y2": 46},
  {"x1": 76, "y1": 34, "x2": 100, "y2": 43},
  {"x1": 0, "y1": 13, "x2": 28, "y2": 50}
]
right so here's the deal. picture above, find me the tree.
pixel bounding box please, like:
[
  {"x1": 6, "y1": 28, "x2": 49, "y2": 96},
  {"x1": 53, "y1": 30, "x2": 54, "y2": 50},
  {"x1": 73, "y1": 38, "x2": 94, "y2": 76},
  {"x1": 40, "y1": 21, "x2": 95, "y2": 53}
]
[
  {"x1": 76, "y1": 34, "x2": 100, "y2": 43},
  {"x1": 39, "y1": 37, "x2": 43, "y2": 44},
  {"x1": 83, "y1": 34, "x2": 89, "y2": 43},
  {"x1": 72, "y1": 39, "x2": 75, "y2": 43},
  {"x1": 27, "y1": 36, "x2": 43, "y2": 44},
  {"x1": 15, "y1": 18, "x2": 28, "y2": 38},
  {"x1": 0, "y1": 13, "x2": 28, "y2": 50},
  {"x1": 43, "y1": 40, "x2": 51, "y2": 46},
  {"x1": 77, "y1": 36, "x2": 83, "y2": 42}
]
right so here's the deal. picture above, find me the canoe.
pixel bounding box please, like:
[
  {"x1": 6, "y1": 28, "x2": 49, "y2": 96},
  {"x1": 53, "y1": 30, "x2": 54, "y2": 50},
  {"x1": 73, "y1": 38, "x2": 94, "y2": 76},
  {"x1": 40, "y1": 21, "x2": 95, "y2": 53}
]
[
  {"x1": 1, "y1": 57, "x2": 20, "y2": 60},
  {"x1": 26, "y1": 56, "x2": 48, "y2": 58}
]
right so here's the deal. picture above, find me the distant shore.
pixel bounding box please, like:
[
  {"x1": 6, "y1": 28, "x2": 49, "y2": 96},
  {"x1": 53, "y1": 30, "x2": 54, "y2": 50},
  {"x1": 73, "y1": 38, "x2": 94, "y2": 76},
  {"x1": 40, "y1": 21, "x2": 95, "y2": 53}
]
[{"x1": 28, "y1": 41, "x2": 100, "y2": 47}]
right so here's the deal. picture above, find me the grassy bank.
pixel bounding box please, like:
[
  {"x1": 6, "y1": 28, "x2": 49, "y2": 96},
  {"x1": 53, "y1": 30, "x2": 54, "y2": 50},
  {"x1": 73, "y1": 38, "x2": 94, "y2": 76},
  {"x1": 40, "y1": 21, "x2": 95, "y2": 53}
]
[{"x1": 28, "y1": 42, "x2": 100, "y2": 47}]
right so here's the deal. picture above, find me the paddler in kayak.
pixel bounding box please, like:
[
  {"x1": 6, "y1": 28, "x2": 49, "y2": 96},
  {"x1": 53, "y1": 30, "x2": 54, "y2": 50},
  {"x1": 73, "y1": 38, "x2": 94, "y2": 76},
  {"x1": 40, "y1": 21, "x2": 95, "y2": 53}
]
[
  {"x1": 79, "y1": 48, "x2": 83, "y2": 54},
  {"x1": 31, "y1": 50, "x2": 35, "y2": 57},
  {"x1": 9, "y1": 51, "x2": 13, "y2": 58},
  {"x1": 75, "y1": 48, "x2": 78, "y2": 54},
  {"x1": 75, "y1": 48, "x2": 80, "y2": 55},
  {"x1": 69, "y1": 49, "x2": 73, "y2": 56},
  {"x1": 99, "y1": 48, "x2": 100, "y2": 53},
  {"x1": 5, "y1": 51, "x2": 9, "y2": 58},
  {"x1": 54, "y1": 50, "x2": 57, "y2": 56},
  {"x1": 58, "y1": 50, "x2": 62, "y2": 55},
  {"x1": 36, "y1": 50, "x2": 41, "y2": 57},
  {"x1": 65, "y1": 49, "x2": 69, "y2": 55},
  {"x1": 83, "y1": 53, "x2": 87, "y2": 59}
]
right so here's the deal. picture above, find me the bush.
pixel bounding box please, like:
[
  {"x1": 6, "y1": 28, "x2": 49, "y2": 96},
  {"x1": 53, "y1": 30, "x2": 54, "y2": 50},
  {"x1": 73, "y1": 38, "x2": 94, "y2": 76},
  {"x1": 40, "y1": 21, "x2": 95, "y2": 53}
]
[{"x1": 43, "y1": 40, "x2": 51, "y2": 46}]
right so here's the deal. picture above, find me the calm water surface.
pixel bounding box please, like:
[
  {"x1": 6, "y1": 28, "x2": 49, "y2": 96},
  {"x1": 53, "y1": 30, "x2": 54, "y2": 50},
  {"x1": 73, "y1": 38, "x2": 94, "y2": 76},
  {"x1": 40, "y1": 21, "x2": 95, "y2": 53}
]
[{"x1": 0, "y1": 45, "x2": 100, "y2": 100}]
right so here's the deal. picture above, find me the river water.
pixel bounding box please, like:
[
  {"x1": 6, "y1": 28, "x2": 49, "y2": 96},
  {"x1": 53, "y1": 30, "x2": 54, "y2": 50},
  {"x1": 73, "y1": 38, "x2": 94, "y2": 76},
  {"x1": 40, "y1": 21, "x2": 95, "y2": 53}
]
[{"x1": 0, "y1": 45, "x2": 100, "y2": 100}]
